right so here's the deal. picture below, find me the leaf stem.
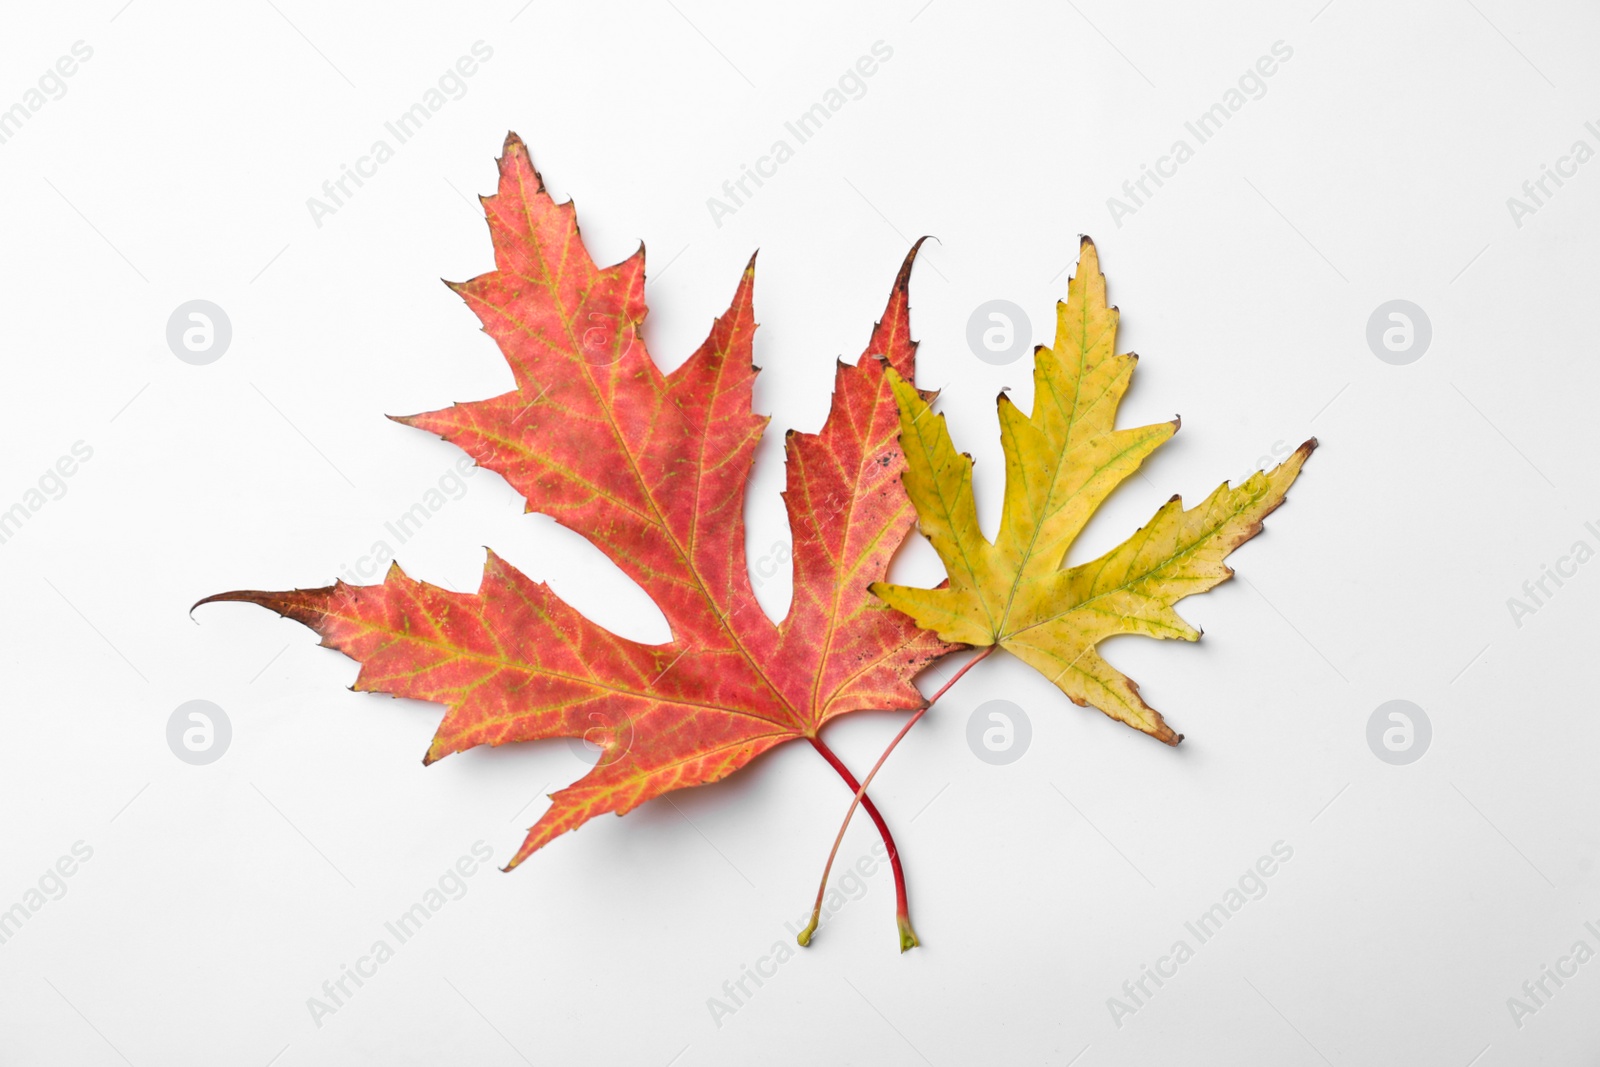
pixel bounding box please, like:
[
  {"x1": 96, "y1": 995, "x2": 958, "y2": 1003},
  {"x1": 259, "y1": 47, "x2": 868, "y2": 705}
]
[
  {"x1": 805, "y1": 735, "x2": 912, "y2": 946},
  {"x1": 799, "y1": 645, "x2": 997, "y2": 951}
]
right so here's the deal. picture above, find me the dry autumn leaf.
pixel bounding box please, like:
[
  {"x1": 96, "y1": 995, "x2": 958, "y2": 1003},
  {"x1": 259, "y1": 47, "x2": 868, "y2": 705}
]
[
  {"x1": 872, "y1": 237, "x2": 1315, "y2": 744},
  {"x1": 198, "y1": 132, "x2": 958, "y2": 946}
]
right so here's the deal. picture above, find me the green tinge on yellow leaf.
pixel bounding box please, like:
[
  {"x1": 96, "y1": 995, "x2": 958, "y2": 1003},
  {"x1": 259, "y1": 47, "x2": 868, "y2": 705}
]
[
  {"x1": 871, "y1": 237, "x2": 1315, "y2": 745},
  {"x1": 1001, "y1": 440, "x2": 1313, "y2": 743}
]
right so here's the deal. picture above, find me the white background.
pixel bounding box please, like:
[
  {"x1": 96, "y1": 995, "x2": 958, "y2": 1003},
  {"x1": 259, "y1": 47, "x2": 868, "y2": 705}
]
[{"x1": 1, "y1": 0, "x2": 1596, "y2": 1064}]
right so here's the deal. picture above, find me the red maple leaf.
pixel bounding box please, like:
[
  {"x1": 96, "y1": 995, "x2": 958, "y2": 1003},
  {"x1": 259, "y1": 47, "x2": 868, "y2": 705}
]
[{"x1": 200, "y1": 133, "x2": 957, "y2": 942}]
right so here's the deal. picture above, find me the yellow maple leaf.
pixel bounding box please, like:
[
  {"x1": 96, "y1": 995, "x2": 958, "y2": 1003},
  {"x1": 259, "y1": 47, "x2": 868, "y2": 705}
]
[{"x1": 872, "y1": 237, "x2": 1315, "y2": 744}]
